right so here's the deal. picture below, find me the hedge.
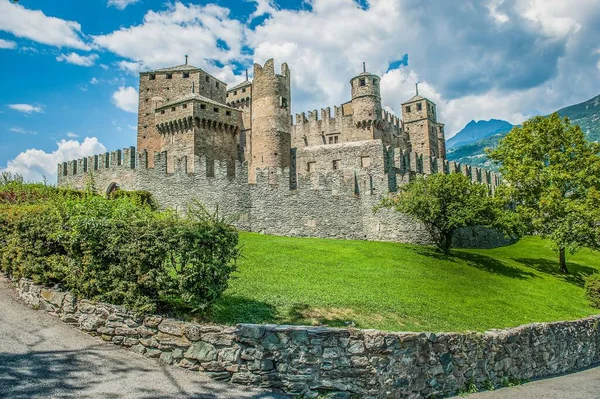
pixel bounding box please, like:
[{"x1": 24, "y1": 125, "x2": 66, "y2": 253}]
[{"x1": 0, "y1": 176, "x2": 239, "y2": 314}]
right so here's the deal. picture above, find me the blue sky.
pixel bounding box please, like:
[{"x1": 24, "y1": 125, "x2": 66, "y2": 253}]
[{"x1": 1, "y1": 0, "x2": 599, "y2": 181}]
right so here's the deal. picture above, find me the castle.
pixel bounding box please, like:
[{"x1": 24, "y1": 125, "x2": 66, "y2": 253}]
[{"x1": 57, "y1": 59, "x2": 504, "y2": 247}]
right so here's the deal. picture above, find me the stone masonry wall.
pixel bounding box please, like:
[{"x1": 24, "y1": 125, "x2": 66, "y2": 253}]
[
  {"x1": 56, "y1": 143, "x2": 507, "y2": 249},
  {"x1": 14, "y1": 277, "x2": 600, "y2": 399}
]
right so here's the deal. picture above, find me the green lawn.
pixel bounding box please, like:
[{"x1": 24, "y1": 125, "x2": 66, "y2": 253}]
[{"x1": 206, "y1": 233, "x2": 600, "y2": 332}]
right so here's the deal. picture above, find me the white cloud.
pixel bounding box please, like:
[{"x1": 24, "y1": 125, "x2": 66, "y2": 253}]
[
  {"x1": 93, "y1": 2, "x2": 246, "y2": 84},
  {"x1": 112, "y1": 86, "x2": 138, "y2": 113},
  {"x1": 66, "y1": 132, "x2": 79, "y2": 138},
  {"x1": 0, "y1": 1, "x2": 89, "y2": 50},
  {"x1": 107, "y1": 0, "x2": 140, "y2": 10},
  {"x1": 9, "y1": 127, "x2": 37, "y2": 135},
  {"x1": 0, "y1": 137, "x2": 107, "y2": 182},
  {"x1": 249, "y1": 0, "x2": 277, "y2": 20},
  {"x1": 90, "y1": 77, "x2": 99, "y2": 85},
  {"x1": 243, "y1": 0, "x2": 600, "y2": 137},
  {"x1": 56, "y1": 52, "x2": 99, "y2": 67},
  {"x1": 8, "y1": 104, "x2": 44, "y2": 114},
  {"x1": 0, "y1": 38, "x2": 16, "y2": 49},
  {"x1": 117, "y1": 60, "x2": 145, "y2": 74}
]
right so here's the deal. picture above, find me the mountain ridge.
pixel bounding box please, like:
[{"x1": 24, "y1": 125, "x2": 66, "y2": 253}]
[{"x1": 446, "y1": 93, "x2": 600, "y2": 170}]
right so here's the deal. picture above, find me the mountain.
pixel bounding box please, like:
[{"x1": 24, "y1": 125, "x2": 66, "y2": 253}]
[
  {"x1": 446, "y1": 93, "x2": 600, "y2": 170},
  {"x1": 446, "y1": 119, "x2": 514, "y2": 149},
  {"x1": 557, "y1": 94, "x2": 600, "y2": 142}
]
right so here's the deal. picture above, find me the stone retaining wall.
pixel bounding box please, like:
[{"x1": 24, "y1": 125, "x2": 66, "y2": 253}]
[{"x1": 14, "y1": 278, "x2": 600, "y2": 399}]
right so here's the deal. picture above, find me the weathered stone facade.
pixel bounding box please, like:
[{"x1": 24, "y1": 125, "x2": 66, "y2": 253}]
[
  {"x1": 57, "y1": 144, "x2": 507, "y2": 248},
  {"x1": 14, "y1": 278, "x2": 600, "y2": 398},
  {"x1": 58, "y1": 58, "x2": 505, "y2": 247}
]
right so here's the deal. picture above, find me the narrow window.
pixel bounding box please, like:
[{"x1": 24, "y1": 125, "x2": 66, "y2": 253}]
[
  {"x1": 359, "y1": 78, "x2": 366, "y2": 87},
  {"x1": 361, "y1": 156, "x2": 371, "y2": 168},
  {"x1": 332, "y1": 160, "x2": 341, "y2": 170},
  {"x1": 200, "y1": 104, "x2": 206, "y2": 109},
  {"x1": 183, "y1": 103, "x2": 187, "y2": 109},
  {"x1": 280, "y1": 97, "x2": 288, "y2": 108},
  {"x1": 328, "y1": 137, "x2": 334, "y2": 144},
  {"x1": 183, "y1": 72, "x2": 189, "y2": 78},
  {"x1": 307, "y1": 162, "x2": 316, "y2": 172},
  {"x1": 226, "y1": 110, "x2": 231, "y2": 116},
  {"x1": 205, "y1": 76, "x2": 209, "y2": 82},
  {"x1": 405, "y1": 105, "x2": 411, "y2": 113},
  {"x1": 216, "y1": 82, "x2": 220, "y2": 88},
  {"x1": 417, "y1": 103, "x2": 422, "y2": 111},
  {"x1": 214, "y1": 107, "x2": 219, "y2": 113},
  {"x1": 161, "y1": 110, "x2": 165, "y2": 114},
  {"x1": 171, "y1": 107, "x2": 176, "y2": 111},
  {"x1": 149, "y1": 74, "x2": 156, "y2": 80},
  {"x1": 166, "y1": 73, "x2": 172, "y2": 79},
  {"x1": 242, "y1": 88, "x2": 246, "y2": 93},
  {"x1": 334, "y1": 136, "x2": 339, "y2": 144},
  {"x1": 234, "y1": 90, "x2": 237, "y2": 95}
]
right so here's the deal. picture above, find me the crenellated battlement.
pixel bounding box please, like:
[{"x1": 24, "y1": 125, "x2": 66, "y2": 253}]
[{"x1": 387, "y1": 147, "x2": 501, "y2": 190}]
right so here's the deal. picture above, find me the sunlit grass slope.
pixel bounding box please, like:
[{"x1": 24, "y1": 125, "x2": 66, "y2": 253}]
[{"x1": 207, "y1": 233, "x2": 600, "y2": 332}]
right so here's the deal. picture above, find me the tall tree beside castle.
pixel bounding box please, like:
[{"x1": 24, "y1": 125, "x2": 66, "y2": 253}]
[{"x1": 488, "y1": 113, "x2": 600, "y2": 273}]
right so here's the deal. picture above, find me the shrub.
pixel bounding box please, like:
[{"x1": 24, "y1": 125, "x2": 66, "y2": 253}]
[
  {"x1": 585, "y1": 274, "x2": 600, "y2": 308},
  {"x1": 109, "y1": 189, "x2": 157, "y2": 210},
  {"x1": 162, "y1": 203, "x2": 240, "y2": 312},
  {"x1": 0, "y1": 183, "x2": 240, "y2": 314}
]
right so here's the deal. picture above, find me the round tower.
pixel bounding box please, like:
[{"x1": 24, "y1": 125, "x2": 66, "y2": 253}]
[
  {"x1": 350, "y1": 67, "x2": 382, "y2": 124},
  {"x1": 250, "y1": 59, "x2": 292, "y2": 177}
]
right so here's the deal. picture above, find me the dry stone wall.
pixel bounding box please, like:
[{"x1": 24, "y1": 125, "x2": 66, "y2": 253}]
[{"x1": 14, "y1": 278, "x2": 600, "y2": 399}]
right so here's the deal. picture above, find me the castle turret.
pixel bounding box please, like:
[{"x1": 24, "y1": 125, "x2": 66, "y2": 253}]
[
  {"x1": 249, "y1": 59, "x2": 292, "y2": 181},
  {"x1": 350, "y1": 66, "x2": 382, "y2": 126}
]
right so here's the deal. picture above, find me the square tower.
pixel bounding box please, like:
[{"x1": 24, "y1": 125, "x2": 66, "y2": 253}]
[
  {"x1": 402, "y1": 95, "x2": 443, "y2": 158},
  {"x1": 137, "y1": 63, "x2": 227, "y2": 166}
]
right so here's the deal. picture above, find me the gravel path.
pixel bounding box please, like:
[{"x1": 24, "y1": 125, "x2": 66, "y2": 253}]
[{"x1": 0, "y1": 275, "x2": 289, "y2": 399}]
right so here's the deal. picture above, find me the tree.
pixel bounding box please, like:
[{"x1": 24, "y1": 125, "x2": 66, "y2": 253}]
[
  {"x1": 488, "y1": 113, "x2": 600, "y2": 273},
  {"x1": 378, "y1": 173, "x2": 501, "y2": 254}
]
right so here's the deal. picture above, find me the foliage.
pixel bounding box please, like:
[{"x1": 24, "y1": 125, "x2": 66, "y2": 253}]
[
  {"x1": 488, "y1": 113, "x2": 600, "y2": 272},
  {"x1": 0, "y1": 183, "x2": 239, "y2": 314},
  {"x1": 584, "y1": 274, "x2": 600, "y2": 309},
  {"x1": 378, "y1": 173, "x2": 508, "y2": 254},
  {"x1": 109, "y1": 189, "x2": 157, "y2": 210},
  {"x1": 162, "y1": 202, "x2": 240, "y2": 312},
  {"x1": 210, "y1": 232, "x2": 600, "y2": 332}
]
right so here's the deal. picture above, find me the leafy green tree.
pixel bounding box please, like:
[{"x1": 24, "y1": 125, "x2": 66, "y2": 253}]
[
  {"x1": 488, "y1": 113, "x2": 600, "y2": 273},
  {"x1": 379, "y1": 173, "x2": 502, "y2": 254}
]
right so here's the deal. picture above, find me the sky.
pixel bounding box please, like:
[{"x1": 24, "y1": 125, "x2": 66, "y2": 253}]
[{"x1": 0, "y1": 0, "x2": 599, "y2": 182}]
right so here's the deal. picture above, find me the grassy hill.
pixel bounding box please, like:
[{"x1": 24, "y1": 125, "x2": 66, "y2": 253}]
[
  {"x1": 206, "y1": 233, "x2": 600, "y2": 333},
  {"x1": 447, "y1": 93, "x2": 600, "y2": 170}
]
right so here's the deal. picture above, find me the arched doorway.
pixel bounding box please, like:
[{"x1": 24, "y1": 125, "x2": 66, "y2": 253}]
[{"x1": 106, "y1": 182, "x2": 119, "y2": 198}]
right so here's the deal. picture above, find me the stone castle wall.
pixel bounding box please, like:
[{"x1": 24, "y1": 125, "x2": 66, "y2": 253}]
[
  {"x1": 57, "y1": 143, "x2": 506, "y2": 248},
  {"x1": 14, "y1": 278, "x2": 600, "y2": 398}
]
